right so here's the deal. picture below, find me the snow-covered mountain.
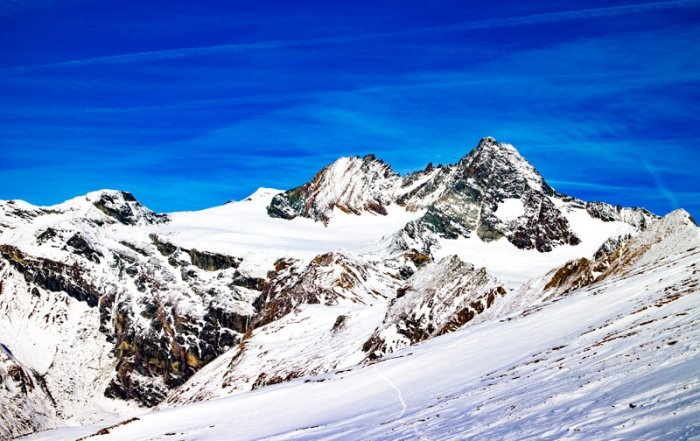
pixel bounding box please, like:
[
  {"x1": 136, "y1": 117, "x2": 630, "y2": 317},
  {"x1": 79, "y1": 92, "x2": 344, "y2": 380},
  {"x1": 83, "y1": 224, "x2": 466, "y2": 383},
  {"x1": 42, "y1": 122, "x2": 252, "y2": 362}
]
[
  {"x1": 270, "y1": 137, "x2": 654, "y2": 252},
  {"x1": 1, "y1": 138, "x2": 695, "y2": 440},
  {"x1": 268, "y1": 154, "x2": 400, "y2": 222},
  {"x1": 24, "y1": 208, "x2": 700, "y2": 441}
]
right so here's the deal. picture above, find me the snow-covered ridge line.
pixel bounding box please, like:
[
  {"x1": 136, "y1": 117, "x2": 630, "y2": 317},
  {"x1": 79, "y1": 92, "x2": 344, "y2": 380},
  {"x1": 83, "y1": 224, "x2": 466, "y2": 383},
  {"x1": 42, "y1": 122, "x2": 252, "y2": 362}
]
[
  {"x1": 267, "y1": 137, "x2": 657, "y2": 253},
  {"x1": 25, "y1": 208, "x2": 700, "y2": 441},
  {"x1": 0, "y1": 136, "x2": 681, "y2": 439}
]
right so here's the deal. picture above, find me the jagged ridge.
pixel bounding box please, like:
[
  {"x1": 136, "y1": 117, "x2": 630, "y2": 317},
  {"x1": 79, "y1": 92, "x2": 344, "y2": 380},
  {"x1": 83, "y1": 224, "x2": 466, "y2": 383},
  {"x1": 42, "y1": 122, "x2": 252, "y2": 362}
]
[{"x1": 268, "y1": 137, "x2": 656, "y2": 252}]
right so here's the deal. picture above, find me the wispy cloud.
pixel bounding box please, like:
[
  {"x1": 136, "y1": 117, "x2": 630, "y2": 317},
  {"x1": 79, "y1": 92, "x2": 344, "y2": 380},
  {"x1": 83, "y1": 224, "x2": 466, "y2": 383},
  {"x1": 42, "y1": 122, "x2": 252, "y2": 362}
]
[
  {"x1": 0, "y1": 0, "x2": 92, "y2": 16},
  {"x1": 3, "y1": 0, "x2": 698, "y2": 71},
  {"x1": 642, "y1": 161, "x2": 680, "y2": 210},
  {"x1": 452, "y1": 0, "x2": 700, "y2": 29},
  {"x1": 2, "y1": 0, "x2": 699, "y2": 216}
]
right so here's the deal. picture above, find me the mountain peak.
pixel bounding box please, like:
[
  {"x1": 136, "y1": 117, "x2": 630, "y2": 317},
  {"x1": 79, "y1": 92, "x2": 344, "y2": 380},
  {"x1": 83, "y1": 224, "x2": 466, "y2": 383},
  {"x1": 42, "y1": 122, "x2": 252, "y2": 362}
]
[
  {"x1": 265, "y1": 137, "x2": 657, "y2": 253},
  {"x1": 244, "y1": 187, "x2": 282, "y2": 201},
  {"x1": 267, "y1": 154, "x2": 400, "y2": 222},
  {"x1": 664, "y1": 208, "x2": 697, "y2": 227},
  {"x1": 477, "y1": 135, "x2": 499, "y2": 146},
  {"x1": 85, "y1": 189, "x2": 137, "y2": 203},
  {"x1": 456, "y1": 137, "x2": 551, "y2": 199},
  {"x1": 474, "y1": 136, "x2": 519, "y2": 154},
  {"x1": 86, "y1": 189, "x2": 168, "y2": 225}
]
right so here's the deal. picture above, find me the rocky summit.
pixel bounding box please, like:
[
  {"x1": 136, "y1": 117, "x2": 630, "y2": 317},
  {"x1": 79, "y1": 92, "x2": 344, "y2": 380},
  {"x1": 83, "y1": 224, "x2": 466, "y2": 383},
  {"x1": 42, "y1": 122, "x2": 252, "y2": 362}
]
[
  {"x1": 270, "y1": 137, "x2": 655, "y2": 251},
  {"x1": 1, "y1": 138, "x2": 697, "y2": 441}
]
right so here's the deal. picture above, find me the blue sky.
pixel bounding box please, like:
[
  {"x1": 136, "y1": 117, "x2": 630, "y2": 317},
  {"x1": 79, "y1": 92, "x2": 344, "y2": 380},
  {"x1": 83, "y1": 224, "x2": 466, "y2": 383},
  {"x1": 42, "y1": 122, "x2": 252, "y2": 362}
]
[{"x1": 1, "y1": 0, "x2": 699, "y2": 217}]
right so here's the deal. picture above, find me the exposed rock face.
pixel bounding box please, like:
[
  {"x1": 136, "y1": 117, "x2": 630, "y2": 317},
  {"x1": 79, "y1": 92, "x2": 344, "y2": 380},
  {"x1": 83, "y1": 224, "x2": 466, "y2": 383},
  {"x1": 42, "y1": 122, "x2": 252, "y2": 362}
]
[
  {"x1": 407, "y1": 138, "x2": 616, "y2": 252},
  {"x1": 253, "y1": 252, "x2": 396, "y2": 328},
  {"x1": 186, "y1": 249, "x2": 241, "y2": 271},
  {"x1": 537, "y1": 209, "x2": 698, "y2": 301},
  {"x1": 267, "y1": 137, "x2": 652, "y2": 253},
  {"x1": 268, "y1": 154, "x2": 399, "y2": 223},
  {"x1": 90, "y1": 190, "x2": 169, "y2": 226},
  {"x1": 601, "y1": 209, "x2": 698, "y2": 276},
  {"x1": 541, "y1": 258, "x2": 598, "y2": 301},
  {"x1": 586, "y1": 201, "x2": 655, "y2": 230},
  {"x1": 66, "y1": 232, "x2": 104, "y2": 263},
  {"x1": 0, "y1": 193, "x2": 259, "y2": 413},
  {"x1": 0, "y1": 347, "x2": 56, "y2": 439},
  {"x1": 150, "y1": 234, "x2": 241, "y2": 271},
  {"x1": 506, "y1": 191, "x2": 581, "y2": 252},
  {"x1": 98, "y1": 245, "x2": 255, "y2": 406},
  {"x1": 389, "y1": 220, "x2": 439, "y2": 257},
  {"x1": 0, "y1": 244, "x2": 103, "y2": 307},
  {"x1": 363, "y1": 255, "x2": 506, "y2": 360},
  {"x1": 102, "y1": 282, "x2": 252, "y2": 407}
]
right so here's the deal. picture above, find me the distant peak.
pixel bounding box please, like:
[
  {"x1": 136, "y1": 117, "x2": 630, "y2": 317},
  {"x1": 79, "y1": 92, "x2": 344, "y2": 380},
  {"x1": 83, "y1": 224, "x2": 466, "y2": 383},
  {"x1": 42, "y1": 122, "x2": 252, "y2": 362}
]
[
  {"x1": 86, "y1": 189, "x2": 168, "y2": 225},
  {"x1": 663, "y1": 208, "x2": 697, "y2": 227},
  {"x1": 478, "y1": 136, "x2": 498, "y2": 146},
  {"x1": 267, "y1": 152, "x2": 399, "y2": 222},
  {"x1": 85, "y1": 189, "x2": 135, "y2": 202},
  {"x1": 245, "y1": 187, "x2": 282, "y2": 202},
  {"x1": 474, "y1": 137, "x2": 520, "y2": 155}
]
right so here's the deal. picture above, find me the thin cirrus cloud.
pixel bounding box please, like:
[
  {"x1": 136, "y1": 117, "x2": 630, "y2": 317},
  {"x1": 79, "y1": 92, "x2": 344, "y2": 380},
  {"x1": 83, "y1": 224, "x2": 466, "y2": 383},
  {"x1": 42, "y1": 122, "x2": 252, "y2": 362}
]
[
  {"x1": 1, "y1": 1, "x2": 699, "y2": 216},
  {"x1": 3, "y1": 0, "x2": 699, "y2": 71},
  {"x1": 3, "y1": 17, "x2": 698, "y2": 124}
]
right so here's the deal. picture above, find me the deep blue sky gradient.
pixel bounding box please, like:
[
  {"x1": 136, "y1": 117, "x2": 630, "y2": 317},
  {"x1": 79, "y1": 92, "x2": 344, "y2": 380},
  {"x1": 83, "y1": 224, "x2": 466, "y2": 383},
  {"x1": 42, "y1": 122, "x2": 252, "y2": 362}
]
[{"x1": 1, "y1": 0, "x2": 699, "y2": 216}]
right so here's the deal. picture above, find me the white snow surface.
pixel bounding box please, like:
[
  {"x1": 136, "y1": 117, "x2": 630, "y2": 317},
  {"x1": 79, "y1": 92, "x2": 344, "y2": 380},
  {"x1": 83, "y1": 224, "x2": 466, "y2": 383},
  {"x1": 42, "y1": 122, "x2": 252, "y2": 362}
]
[
  {"x1": 157, "y1": 190, "x2": 631, "y2": 290},
  {"x1": 26, "y1": 210, "x2": 700, "y2": 441},
  {"x1": 495, "y1": 198, "x2": 525, "y2": 222},
  {"x1": 0, "y1": 183, "x2": 688, "y2": 440},
  {"x1": 155, "y1": 188, "x2": 422, "y2": 278}
]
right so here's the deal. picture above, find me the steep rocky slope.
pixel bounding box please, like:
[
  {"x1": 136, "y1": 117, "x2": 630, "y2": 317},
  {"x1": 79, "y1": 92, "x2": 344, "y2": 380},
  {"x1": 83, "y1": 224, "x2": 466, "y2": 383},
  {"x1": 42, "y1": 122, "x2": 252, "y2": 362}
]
[
  {"x1": 0, "y1": 192, "x2": 261, "y2": 438},
  {"x1": 27, "y1": 209, "x2": 699, "y2": 441},
  {"x1": 269, "y1": 137, "x2": 655, "y2": 252},
  {"x1": 0, "y1": 346, "x2": 56, "y2": 439},
  {"x1": 477, "y1": 209, "x2": 698, "y2": 326},
  {"x1": 0, "y1": 138, "x2": 667, "y2": 438},
  {"x1": 363, "y1": 255, "x2": 506, "y2": 360},
  {"x1": 540, "y1": 209, "x2": 697, "y2": 300},
  {"x1": 163, "y1": 251, "x2": 403, "y2": 406},
  {"x1": 161, "y1": 251, "x2": 505, "y2": 406},
  {"x1": 268, "y1": 154, "x2": 400, "y2": 223}
]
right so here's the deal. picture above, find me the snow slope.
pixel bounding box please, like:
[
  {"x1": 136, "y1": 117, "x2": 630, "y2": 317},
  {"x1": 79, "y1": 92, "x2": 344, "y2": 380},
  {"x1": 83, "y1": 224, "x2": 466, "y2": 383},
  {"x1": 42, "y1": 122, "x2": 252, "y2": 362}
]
[
  {"x1": 0, "y1": 138, "x2": 673, "y2": 439},
  {"x1": 156, "y1": 189, "x2": 636, "y2": 290},
  {"x1": 155, "y1": 188, "x2": 423, "y2": 278},
  {"x1": 25, "y1": 210, "x2": 700, "y2": 441}
]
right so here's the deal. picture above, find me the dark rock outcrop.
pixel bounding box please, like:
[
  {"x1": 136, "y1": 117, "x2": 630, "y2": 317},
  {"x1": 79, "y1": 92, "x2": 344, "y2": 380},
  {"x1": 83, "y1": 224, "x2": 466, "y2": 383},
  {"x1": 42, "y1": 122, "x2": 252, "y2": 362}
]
[
  {"x1": 92, "y1": 191, "x2": 168, "y2": 226},
  {"x1": 66, "y1": 233, "x2": 104, "y2": 263},
  {"x1": 149, "y1": 235, "x2": 240, "y2": 270},
  {"x1": 507, "y1": 191, "x2": 580, "y2": 252},
  {"x1": 363, "y1": 255, "x2": 506, "y2": 360},
  {"x1": 0, "y1": 245, "x2": 102, "y2": 307},
  {"x1": 267, "y1": 137, "x2": 640, "y2": 253}
]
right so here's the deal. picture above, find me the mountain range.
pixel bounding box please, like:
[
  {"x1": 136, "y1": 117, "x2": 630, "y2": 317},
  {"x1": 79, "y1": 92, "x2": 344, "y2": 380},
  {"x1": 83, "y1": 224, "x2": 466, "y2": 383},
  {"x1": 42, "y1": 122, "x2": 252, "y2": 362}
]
[{"x1": 1, "y1": 138, "x2": 697, "y2": 440}]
